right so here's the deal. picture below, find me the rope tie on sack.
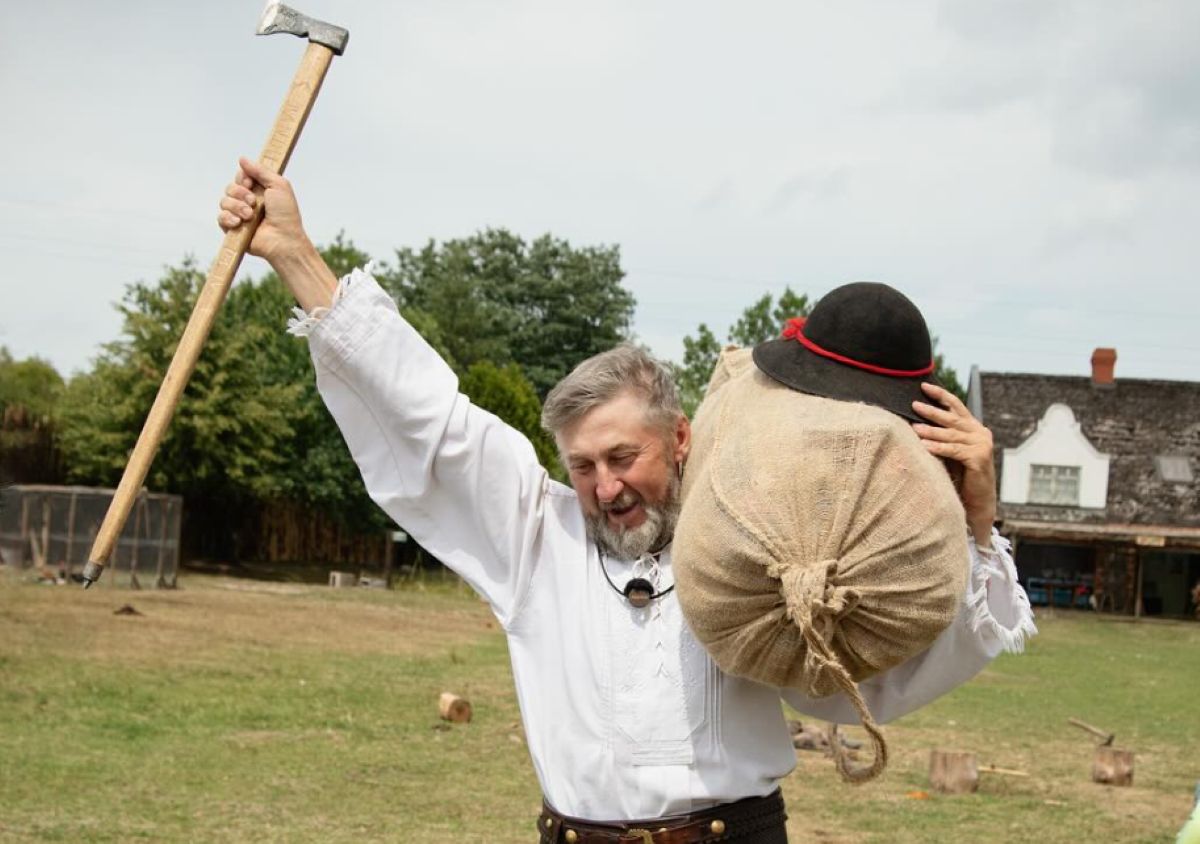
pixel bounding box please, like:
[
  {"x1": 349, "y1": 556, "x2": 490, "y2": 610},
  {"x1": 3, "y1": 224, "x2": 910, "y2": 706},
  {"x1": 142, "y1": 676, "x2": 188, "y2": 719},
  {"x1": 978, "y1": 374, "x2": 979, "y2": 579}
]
[{"x1": 780, "y1": 562, "x2": 889, "y2": 784}]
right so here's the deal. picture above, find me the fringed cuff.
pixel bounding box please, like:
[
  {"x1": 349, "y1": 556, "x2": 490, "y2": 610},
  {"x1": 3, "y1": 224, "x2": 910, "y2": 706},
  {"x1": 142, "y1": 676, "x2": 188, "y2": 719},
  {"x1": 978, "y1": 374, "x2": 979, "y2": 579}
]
[
  {"x1": 965, "y1": 530, "x2": 1038, "y2": 654},
  {"x1": 286, "y1": 261, "x2": 375, "y2": 337}
]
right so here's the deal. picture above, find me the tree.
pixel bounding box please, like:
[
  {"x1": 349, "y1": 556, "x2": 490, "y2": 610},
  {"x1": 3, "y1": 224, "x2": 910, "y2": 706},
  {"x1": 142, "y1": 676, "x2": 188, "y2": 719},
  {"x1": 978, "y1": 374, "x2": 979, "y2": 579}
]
[
  {"x1": 53, "y1": 232, "x2": 609, "y2": 560},
  {"x1": 381, "y1": 229, "x2": 636, "y2": 398},
  {"x1": 0, "y1": 348, "x2": 64, "y2": 419},
  {"x1": 55, "y1": 249, "x2": 392, "y2": 560},
  {"x1": 459, "y1": 361, "x2": 561, "y2": 476},
  {"x1": 675, "y1": 324, "x2": 722, "y2": 419},
  {"x1": 57, "y1": 260, "x2": 303, "y2": 504},
  {"x1": 0, "y1": 348, "x2": 65, "y2": 483},
  {"x1": 931, "y1": 336, "x2": 965, "y2": 401},
  {"x1": 727, "y1": 288, "x2": 811, "y2": 347},
  {"x1": 676, "y1": 287, "x2": 811, "y2": 416}
]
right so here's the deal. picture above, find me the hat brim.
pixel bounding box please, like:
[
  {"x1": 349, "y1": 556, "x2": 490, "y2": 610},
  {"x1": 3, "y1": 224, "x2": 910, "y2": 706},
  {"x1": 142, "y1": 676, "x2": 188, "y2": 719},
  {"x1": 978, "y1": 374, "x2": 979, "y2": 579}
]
[{"x1": 751, "y1": 338, "x2": 942, "y2": 425}]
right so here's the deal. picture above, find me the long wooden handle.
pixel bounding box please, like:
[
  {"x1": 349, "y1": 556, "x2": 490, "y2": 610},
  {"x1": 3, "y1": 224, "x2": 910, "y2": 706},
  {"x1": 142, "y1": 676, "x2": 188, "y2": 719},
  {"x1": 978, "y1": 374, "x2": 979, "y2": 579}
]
[{"x1": 83, "y1": 42, "x2": 335, "y2": 586}]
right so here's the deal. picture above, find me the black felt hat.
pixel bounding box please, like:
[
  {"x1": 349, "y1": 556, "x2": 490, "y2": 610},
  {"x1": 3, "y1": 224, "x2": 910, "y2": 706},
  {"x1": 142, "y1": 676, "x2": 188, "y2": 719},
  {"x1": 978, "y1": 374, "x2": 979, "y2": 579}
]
[{"x1": 751, "y1": 282, "x2": 939, "y2": 424}]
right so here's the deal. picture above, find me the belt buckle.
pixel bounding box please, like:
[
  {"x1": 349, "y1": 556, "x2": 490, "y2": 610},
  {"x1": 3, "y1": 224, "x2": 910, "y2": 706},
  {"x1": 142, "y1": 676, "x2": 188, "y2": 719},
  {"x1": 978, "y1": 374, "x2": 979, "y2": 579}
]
[{"x1": 626, "y1": 830, "x2": 653, "y2": 844}]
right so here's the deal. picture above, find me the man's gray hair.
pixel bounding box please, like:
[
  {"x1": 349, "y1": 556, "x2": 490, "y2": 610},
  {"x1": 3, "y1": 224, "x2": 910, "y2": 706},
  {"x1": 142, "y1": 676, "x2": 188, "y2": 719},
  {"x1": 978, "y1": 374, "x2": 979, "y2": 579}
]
[{"x1": 542, "y1": 344, "x2": 683, "y2": 438}]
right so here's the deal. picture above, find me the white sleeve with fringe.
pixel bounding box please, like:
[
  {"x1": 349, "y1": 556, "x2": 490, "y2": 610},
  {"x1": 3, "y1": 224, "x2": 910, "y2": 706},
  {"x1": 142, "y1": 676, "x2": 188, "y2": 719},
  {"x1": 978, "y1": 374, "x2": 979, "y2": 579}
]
[
  {"x1": 780, "y1": 529, "x2": 1036, "y2": 725},
  {"x1": 287, "y1": 264, "x2": 550, "y2": 629}
]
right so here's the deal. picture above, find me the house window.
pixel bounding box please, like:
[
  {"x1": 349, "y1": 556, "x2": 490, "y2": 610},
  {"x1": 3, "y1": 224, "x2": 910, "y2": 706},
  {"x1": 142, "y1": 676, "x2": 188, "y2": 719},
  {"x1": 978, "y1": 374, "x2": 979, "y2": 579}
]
[
  {"x1": 1155, "y1": 455, "x2": 1193, "y2": 484},
  {"x1": 1029, "y1": 464, "x2": 1080, "y2": 506}
]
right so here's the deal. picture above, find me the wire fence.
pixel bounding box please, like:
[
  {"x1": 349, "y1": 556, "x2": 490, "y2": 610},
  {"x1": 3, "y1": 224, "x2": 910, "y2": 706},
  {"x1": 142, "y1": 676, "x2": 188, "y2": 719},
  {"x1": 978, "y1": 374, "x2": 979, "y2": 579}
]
[{"x1": 0, "y1": 484, "x2": 182, "y2": 588}]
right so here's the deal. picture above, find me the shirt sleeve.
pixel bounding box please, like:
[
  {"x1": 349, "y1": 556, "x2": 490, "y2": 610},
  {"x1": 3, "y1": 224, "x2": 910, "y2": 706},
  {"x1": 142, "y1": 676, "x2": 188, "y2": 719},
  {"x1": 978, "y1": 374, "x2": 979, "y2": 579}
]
[
  {"x1": 295, "y1": 265, "x2": 550, "y2": 628},
  {"x1": 780, "y1": 529, "x2": 1036, "y2": 725}
]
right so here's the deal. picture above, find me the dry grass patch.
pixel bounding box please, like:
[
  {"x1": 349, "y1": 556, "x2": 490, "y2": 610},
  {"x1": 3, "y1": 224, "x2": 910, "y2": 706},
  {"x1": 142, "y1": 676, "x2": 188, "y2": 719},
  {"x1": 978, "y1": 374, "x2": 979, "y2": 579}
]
[{"x1": 0, "y1": 570, "x2": 496, "y2": 670}]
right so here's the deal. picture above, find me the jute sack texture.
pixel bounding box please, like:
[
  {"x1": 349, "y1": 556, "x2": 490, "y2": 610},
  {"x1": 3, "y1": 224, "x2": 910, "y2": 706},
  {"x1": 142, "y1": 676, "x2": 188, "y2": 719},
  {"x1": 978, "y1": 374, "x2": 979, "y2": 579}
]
[{"x1": 675, "y1": 348, "x2": 969, "y2": 782}]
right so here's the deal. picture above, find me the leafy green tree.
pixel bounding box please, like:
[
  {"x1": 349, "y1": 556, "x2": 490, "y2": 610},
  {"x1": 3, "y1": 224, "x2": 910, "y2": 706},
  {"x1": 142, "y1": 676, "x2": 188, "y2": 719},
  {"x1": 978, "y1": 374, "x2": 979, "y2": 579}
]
[
  {"x1": 0, "y1": 348, "x2": 65, "y2": 483},
  {"x1": 675, "y1": 324, "x2": 722, "y2": 418},
  {"x1": 381, "y1": 229, "x2": 635, "y2": 397},
  {"x1": 57, "y1": 260, "x2": 303, "y2": 503},
  {"x1": 727, "y1": 288, "x2": 811, "y2": 347},
  {"x1": 459, "y1": 361, "x2": 561, "y2": 477},
  {"x1": 676, "y1": 287, "x2": 811, "y2": 416},
  {"x1": 0, "y1": 348, "x2": 64, "y2": 419},
  {"x1": 932, "y1": 336, "x2": 965, "y2": 401}
]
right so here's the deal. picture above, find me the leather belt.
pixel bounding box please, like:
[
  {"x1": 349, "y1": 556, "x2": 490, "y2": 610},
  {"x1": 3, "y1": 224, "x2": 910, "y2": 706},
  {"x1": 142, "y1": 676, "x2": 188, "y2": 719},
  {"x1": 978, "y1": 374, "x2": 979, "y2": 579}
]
[{"x1": 537, "y1": 789, "x2": 786, "y2": 843}]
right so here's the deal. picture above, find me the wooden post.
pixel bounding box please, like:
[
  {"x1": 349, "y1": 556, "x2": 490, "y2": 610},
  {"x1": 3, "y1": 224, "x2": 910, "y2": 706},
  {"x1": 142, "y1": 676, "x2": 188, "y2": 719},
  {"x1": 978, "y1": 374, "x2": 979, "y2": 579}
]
[
  {"x1": 19, "y1": 495, "x2": 30, "y2": 566},
  {"x1": 1093, "y1": 747, "x2": 1134, "y2": 786},
  {"x1": 1122, "y1": 547, "x2": 1137, "y2": 614},
  {"x1": 382, "y1": 530, "x2": 394, "y2": 590},
  {"x1": 154, "y1": 499, "x2": 170, "y2": 588},
  {"x1": 170, "y1": 504, "x2": 180, "y2": 588},
  {"x1": 1134, "y1": 551, "x2": 1144, "y2": 619},
  {"x1": 128, "y1": 496, "x2": 144, "y2": 590},
  {"x1": 39, "y1": 496, "x2": 52, "y2": 570},
  {"x1": 65, "y1": 491, "x2": 78, "y2": 579},
  {"x1": 438, "y1": 692, "x2": 472, "y2": 724},
  {"x1": 929, "y1": 750, "x2": 979, "y2": 794}
]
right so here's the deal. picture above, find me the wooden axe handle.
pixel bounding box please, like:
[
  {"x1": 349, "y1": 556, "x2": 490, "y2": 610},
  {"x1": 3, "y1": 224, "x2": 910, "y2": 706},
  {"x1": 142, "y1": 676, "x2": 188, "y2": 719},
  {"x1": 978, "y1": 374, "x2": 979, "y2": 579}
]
[
  {"x1": 83, "y1": 42, "x2": 335, "y2": 586},
  {"x1": 1068, "y1": 717, "x2": 1114, "y2": 744}
]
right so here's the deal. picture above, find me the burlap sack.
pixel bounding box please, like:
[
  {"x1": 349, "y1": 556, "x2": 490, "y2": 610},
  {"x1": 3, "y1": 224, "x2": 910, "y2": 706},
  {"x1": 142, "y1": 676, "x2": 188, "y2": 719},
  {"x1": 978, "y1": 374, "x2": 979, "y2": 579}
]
[{"x1": 675, "y1": 347, "x2": 969, "y2": 782}]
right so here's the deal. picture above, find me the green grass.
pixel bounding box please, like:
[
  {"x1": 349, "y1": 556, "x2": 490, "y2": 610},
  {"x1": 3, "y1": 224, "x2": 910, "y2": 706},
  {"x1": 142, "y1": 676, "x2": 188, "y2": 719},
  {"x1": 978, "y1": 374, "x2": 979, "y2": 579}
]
[{"x1": 1, "y1": 569, "x2": 1197, "y2": 842}]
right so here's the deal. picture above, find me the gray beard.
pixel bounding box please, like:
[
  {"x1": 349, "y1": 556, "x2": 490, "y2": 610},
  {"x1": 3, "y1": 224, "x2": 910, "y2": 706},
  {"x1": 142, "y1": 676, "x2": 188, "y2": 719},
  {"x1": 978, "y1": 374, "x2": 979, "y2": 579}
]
[{"x1": 584, "y1": 467, "x2": 681, "y2": 561}]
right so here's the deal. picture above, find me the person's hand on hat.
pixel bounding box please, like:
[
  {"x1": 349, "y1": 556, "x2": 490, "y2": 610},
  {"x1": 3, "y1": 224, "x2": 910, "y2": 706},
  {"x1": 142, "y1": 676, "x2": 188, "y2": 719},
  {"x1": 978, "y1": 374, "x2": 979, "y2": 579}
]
[{"x1": 910, "y1": 383, "x2": 997, "y2": 549}]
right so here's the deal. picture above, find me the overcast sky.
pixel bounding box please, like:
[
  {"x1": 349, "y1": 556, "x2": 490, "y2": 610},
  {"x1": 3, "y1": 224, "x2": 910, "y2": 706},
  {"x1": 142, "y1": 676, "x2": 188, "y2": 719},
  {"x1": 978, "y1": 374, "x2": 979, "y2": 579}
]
[{"x1": 3, "y1": 0, "x2": 1198, "y2": 385}]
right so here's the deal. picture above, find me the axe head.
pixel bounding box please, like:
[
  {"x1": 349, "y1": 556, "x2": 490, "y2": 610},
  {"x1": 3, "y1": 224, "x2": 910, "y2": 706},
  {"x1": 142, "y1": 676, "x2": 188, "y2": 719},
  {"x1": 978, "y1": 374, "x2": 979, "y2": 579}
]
[{"x1": 257, "y1": 3, "x2": 349, "y2": 56}]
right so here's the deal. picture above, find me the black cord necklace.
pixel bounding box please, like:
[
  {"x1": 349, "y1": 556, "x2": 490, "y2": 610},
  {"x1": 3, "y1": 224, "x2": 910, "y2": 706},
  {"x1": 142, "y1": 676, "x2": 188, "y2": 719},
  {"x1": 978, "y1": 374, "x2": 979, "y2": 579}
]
[{"x1": 596, "y1": 543, "x2": 675, "y2": 608}]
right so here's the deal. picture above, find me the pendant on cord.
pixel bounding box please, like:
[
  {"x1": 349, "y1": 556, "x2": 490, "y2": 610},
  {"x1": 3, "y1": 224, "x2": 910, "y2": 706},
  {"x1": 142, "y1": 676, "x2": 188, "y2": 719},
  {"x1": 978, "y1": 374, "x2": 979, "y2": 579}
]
[
  {"x1": 623, "y1": 577, "x2": 655, "y2": 608},
  {"x1": 597, "y1": 543, "x2": 676, "y2": 608}
]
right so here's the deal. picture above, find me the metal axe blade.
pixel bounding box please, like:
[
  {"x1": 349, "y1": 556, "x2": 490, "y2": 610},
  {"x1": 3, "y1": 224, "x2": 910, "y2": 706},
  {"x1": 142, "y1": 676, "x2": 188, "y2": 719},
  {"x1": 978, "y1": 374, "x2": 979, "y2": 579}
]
[{"x1": 258, "y1": 2, "x2": 349, "y2": 56}]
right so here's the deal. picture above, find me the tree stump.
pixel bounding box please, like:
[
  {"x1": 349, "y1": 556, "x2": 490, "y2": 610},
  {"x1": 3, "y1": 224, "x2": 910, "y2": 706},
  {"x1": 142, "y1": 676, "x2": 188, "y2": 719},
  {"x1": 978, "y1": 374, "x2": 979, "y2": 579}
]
[
  {"x1": 328, "y1": 571, "x2": 358, "y2": 588},
  {"x1": 439, "y1": 692, "x2": 472, "y2": 724},
  {"x1": 929, "y1": 750, "x2": 979, "y2": 794},
  {"x1": 1092, "y1": 747, "x2": 1134, "y2": 786}
]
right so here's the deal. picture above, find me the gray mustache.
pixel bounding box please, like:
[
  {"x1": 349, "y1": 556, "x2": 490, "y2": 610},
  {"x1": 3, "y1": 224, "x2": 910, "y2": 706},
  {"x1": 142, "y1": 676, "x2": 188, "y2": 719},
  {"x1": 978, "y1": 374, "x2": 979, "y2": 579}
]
[{"x1": 600, "y1": 491, "x2": 639, "y2": 512}]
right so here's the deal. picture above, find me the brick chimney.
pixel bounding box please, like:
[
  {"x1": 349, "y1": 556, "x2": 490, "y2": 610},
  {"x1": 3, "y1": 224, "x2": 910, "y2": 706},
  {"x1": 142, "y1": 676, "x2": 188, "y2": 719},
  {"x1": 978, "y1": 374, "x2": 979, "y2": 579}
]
[{"x1": 1091, "y1": 347, "x2": 1116, "y2": 385}]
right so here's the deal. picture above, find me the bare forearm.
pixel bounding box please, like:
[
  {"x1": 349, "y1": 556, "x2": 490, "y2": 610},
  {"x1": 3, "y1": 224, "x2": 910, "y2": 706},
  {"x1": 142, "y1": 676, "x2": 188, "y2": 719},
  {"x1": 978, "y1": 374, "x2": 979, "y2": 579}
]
[
  {"x1": 271, "y1": 239, "x2": 338, "y2": 311},
  {"x1": 969, "y1": 514, "x2": 995, "y2": 549}
]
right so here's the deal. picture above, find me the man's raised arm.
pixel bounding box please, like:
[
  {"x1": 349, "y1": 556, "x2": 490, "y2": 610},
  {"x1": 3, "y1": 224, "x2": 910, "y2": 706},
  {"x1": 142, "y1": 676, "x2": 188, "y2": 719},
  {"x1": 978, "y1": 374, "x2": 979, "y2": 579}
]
[{"x1": 218, "y1": 162, "x2": 551, "y2": 628}]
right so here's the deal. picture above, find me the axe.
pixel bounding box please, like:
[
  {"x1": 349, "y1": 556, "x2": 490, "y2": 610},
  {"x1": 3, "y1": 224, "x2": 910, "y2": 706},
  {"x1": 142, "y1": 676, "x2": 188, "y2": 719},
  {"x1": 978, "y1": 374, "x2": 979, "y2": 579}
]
[{"x1": 81, "y1": 3, "x2": 349, "y2": 588}]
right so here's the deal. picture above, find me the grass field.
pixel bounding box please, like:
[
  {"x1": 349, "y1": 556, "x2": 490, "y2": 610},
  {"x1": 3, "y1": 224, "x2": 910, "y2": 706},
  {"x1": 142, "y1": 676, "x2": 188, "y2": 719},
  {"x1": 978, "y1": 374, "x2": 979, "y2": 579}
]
[{"x1": 1, "y1": 567, "x2": 1197, "y2": 843}]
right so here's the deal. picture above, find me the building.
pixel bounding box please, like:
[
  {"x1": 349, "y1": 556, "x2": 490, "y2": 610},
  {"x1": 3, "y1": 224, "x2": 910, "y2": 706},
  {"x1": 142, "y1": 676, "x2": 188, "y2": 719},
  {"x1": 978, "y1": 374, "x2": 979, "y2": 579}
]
[{"x1": 968, "y1": 348, "x2": 1200, "y2": 618}]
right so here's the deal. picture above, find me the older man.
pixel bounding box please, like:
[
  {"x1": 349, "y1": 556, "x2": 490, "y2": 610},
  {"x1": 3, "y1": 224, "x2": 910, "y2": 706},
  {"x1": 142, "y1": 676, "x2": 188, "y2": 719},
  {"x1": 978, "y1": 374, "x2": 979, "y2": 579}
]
[{"x1": 218, "y1": 158, "x2": 1033, "y2": 843}]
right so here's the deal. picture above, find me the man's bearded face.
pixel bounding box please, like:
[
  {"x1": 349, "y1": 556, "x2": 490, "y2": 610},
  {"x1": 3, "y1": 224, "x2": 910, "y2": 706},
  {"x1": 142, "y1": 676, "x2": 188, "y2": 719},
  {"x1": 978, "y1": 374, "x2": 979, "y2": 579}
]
[
  {"x1": 557, "y1": 391, "x2": 689, "y2": 561},
  {"x1": 585, "y1": 460, "x2": 681, "y2": 560}
]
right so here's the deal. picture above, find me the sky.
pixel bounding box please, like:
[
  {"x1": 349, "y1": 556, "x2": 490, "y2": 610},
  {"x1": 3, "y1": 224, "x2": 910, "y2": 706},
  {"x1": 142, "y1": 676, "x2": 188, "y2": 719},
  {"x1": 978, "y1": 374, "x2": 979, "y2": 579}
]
[{"x1": 3, "y1": 0, "x2": 1198, "y2": 385}]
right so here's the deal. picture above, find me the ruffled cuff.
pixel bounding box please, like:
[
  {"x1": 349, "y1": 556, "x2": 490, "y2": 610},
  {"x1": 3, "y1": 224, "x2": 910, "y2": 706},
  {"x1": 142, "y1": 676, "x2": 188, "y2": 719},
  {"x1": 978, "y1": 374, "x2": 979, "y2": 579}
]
[
  {"x1": 285, "y1": 261, "x2": 375, "y2": 337},
  {"x1": 965, "y1": 529, "x2": 1037, "y2": 654}
]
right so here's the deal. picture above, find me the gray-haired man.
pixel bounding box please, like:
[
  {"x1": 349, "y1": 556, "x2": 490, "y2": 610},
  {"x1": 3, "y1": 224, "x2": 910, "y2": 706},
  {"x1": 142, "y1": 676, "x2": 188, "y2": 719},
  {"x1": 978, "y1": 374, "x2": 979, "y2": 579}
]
[{"x1": 218, "y1": 158, "x2": 1033, "y2": 843}]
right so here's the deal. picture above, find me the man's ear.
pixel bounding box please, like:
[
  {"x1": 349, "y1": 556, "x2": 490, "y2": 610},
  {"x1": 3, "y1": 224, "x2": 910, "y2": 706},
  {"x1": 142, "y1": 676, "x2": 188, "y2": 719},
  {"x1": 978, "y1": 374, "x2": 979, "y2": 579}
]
[{"x1": 674, "y1": 414, "x2": 692, "y2": 464}]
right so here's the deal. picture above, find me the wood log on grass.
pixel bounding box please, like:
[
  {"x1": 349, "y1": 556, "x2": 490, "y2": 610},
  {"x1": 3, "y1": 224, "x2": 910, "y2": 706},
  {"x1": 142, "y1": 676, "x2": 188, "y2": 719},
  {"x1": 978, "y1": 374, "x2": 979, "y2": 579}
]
[
  {"x1": 1092, "y1": 747, "x2": 1134, "y2": 786},
  {"x1": 929, "y1": 750, "x2": 979, "y2": 794},
  {"x1": 439, "y1": 692, "x2": 472, "y2": 723}
]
